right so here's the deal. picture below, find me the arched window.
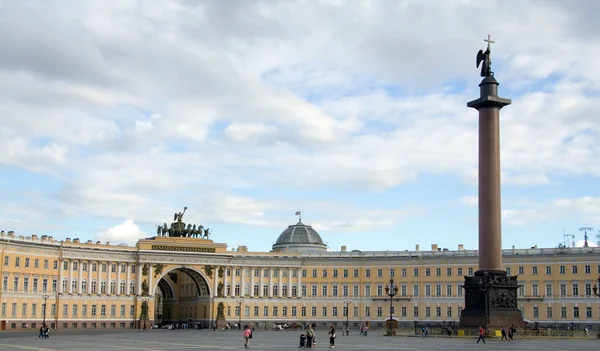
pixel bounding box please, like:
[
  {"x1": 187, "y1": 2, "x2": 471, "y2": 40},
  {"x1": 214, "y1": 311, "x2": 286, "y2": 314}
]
[
  {"x1": 234, "y1": 283, "x2": 240, "y2": 295},
  {"x1": 110, "y1": 280, "x2": 116, "y2": 294},
  {"x1": 292, "y1": 284, "x2": 297, "y2": 297},
  {"x1": 62, "y1": 278, "x2": 68, "y2": 293},
  {"x1": 226, "y1": 283, "x2": 231, "y2": 296},
  {"x1": 273, "y1": 284, "x2": 279, "y2": 296},
  {"x1": 129, "y1": 281, "x2": 135, "y2": 295},
  {"x1": 119, "y1": 281, "x2": 126, "y2": 294},
  {"x1": 100, "y1": 280, "x2": 107, "y2": 294},
  {"x1": 253, "y1": 283, "x2": 259, "y2": 296},
  {"x1": 244, "y1": 282, "x2": 250, "y2": 296},
  {"x1": 71, "y1": 278, "x2": 77, "y2": 293},
  {"x1": 81, "y1": 280, "x2": 87, "y2": 293},
  {"x1": 91, "y1": 280, "x2": 97, "y2": 294},
  {"x1": 282, "y1": 283, "x2": 288, "y2": 296}
]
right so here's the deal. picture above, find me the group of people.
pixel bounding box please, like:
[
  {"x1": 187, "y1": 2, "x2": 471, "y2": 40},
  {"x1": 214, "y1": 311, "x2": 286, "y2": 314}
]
[
  {"x1": 298, "y1": 324, "x2": 337, "y2": 348},
  {"x1": 500, "y1": 325, "x2": 518, "y2": 341},
  {"x1": 37, "y1": 324, "x2": 49, "y2": 338}
]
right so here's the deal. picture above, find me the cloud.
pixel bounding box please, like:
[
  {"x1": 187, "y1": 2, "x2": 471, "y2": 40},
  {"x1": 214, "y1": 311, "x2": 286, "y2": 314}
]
[{"x1": 95, "y1": 220, "x2": 146, "y2": 245}]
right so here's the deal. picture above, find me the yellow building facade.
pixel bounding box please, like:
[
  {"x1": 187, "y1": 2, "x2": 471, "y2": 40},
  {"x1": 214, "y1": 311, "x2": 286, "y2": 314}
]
[{"x1": 0, "y1": 221, "x2": 599, "y2": 332}]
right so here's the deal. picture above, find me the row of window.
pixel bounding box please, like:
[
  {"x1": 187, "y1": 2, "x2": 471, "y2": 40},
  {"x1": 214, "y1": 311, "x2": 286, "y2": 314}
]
[
  {"x1": 9, "y1": 322, "x2": 134, "y2": 330},
  {"x1": 222, "y1": 282, "x2": 600, "y2": 299},
  {"x1": 0, "y1": 302, "x2": 136, "y2": 318},
  {"x1": 299, "y1": 264, "x2": 600, "y2": 279},
  {"x1": 3, "y1": 257, "x2": 137, "y2": 274},
  {"x1": 2, "y1": 277, "x2": 136, "y2": 295},
  {"x1": 533, "y1": 306, "x2": 594, "y2": 319}
]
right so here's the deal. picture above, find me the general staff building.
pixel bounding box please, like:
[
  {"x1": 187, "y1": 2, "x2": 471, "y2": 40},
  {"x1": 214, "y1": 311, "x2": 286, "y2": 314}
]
[{"x1": 0, "y1": 220, "x2": 598, "y2": 331}]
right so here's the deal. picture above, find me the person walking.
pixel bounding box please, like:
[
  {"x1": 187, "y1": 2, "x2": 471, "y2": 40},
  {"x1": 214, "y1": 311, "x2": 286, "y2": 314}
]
[
  {"x1": 501, "y1": 326, "x2": 507, "y2": 341},
  {"x1": 584, "y1": 327, "x2": 589, "y2": 339},
  {"x1": 38, "y1": 325, "x2": 45, "y2": 338},
  {"x1": 306, "y1": 324, "x2": 314, "y2": 348},
  {"x1": 243, "y1": 325, "x2": 252, "y2": 348},
  {"x1": 328, "y1": 325, "x2": 336, "y2": 349},
  {"x1": 476, "y1": 326, "x2": 486, "y2": 344}
]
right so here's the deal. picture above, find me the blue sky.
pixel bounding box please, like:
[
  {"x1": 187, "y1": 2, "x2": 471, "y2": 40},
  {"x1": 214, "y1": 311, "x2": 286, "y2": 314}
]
[{"x1": 1, "y1": 0, "x2": 600, "y2": 252}]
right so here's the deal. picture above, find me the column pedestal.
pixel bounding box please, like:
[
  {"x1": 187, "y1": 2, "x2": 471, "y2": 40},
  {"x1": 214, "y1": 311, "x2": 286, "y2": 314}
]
[{"x1": 460, "y1": 270, "x2": 522, "y2": 328}]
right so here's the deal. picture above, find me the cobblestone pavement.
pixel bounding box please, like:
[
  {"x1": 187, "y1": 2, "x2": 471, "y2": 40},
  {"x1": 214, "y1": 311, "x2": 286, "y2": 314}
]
[{"x1": 0, "y1": 329, "x2": 597, "y2": 350}]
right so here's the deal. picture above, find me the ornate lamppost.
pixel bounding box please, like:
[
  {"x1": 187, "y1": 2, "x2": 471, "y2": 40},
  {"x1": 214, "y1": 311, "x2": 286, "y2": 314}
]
[
  {"x1": 236, "y1": 298, "x2": 244, "y2": 329},
  {"x1": 384, "y1": 278, "x2": 398, "y2": 336},
  {"x1": 343, "y1": 299, "x2": 352, "y2": 336},
  {"x1": 592, "y1": 275, "x2": 600, "y2": 298},
  {"x1": 141, "y1": 296, "x2": 150, "y2": 330},
  {"x1": 41, "y1": 293, "x2": 49, "y2": 326},
  {"x1": 478, "y1": 271, "x2": 494, "y2": 330}
]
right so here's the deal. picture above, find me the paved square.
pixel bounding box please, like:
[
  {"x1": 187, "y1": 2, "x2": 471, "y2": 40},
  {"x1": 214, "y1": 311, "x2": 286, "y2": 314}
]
[{"x1": 0, "y1": 330, "x2": 597, "y2": 350}]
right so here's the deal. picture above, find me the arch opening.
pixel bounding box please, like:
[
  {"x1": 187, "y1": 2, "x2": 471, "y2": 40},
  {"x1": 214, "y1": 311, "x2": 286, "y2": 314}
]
[{"x1": 152, "y1": 267, "x2": 212, "y2": 327}]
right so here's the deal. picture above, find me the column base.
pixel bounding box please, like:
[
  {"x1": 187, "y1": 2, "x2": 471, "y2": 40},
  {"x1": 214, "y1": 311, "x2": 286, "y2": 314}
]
[{"x1": 460, "y1": 270, "x2": 523, "y2": 328}]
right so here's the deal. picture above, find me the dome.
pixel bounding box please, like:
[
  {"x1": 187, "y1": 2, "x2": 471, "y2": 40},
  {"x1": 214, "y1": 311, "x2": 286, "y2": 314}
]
[{"x1": 272, "y1": 220, "x2": 328, "y2": 253}]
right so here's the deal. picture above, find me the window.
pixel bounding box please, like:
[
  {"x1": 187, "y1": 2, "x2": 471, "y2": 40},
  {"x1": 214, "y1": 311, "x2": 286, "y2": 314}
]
[
  {"x1": 120, "y1": 305, "x2": 125, "y2": 316},
  {"x1": 4, "y1": 256, "x2": 8, "y2": 266},
  {"x1": 353, "y1": 285, "x2": 359, "y2": 297},
  {"x1": 559, "y1": 265, "x2": 565, "y2": 274},
  {"x1": 365, "y1": 306, "x2": 370, "y2": 317},
  {"x1": 413, "y1": 285, "x2": 419, "y2": 296},
  {"x1": 101, "y1": 305, "x2": 106, "y2": 316},
  {"x1": 15, "y1": 257, "x2": 20, "y2": 267},
  {"x1": 532, "y1": 284, "x2": 538, "y2": 296},
  {"x1": 390, "y1": 269, "x2": 395, "y2": 278},
  {"x1": 533, "y1": 306, "x2": 539, "y2": 318},
  {"x1": 425, "y1": 268, "x2": 431, "y2": 276},
  {"x1": 435, "y1": 284, "x2": 441, "y2": 296},
  {"x1": 425, "y1": 306, "x2": 431, "y2": 317},
  {"x1": 518, "y1": 266, "x2": 524, "y2": 275},
  {"x1": 101, "y1": 263, "x2": 107, "y2": 272},
  {"x1": 413, "y1": 306, "x2": 419, "y2": 317},
  {"x1": 413, "y1": 268, "x2": 419, "y2": 277},
  {"x1": 272, "y1": 268, "x2": 278, "y2": 277},
  {"x1": 436, "y1": 306, "x2": 441, "y2": 317},
  {"x1": 53, "y1": 260, "x2": 58, "y2": 269},
  {"x1": 546, "y1": 266, "x2": 552, "y2": 275},
  {"x1": 32, "y1": 303, "x2": 37, "y2": 316},
  {"x1": 365, "y1": 269, "x2": 370, "y2": 278},
  {"x1": 402, "y1": 268, "x2": 407, "y2": 277},
  {"x1": 436, "y1": 268, "x2": 441, "y2": 276},
  {"x1": 446, "y1": 284, "x2": 452, "y2": 296},
  {"x1": 377, "y1": 285, "x2": 383, "y2": 296},
  {"x1": 72, "y1": 304, "x2": 78, "y2": 316},
  {"x1": 446, "y1": 268, "x2": 452, "y2": 276},
  {"x1": 311, "y1": 269, "x2": 317, "y2": 278},
  {"x1": 301, "y1": 306, "x2": 306, "y2": 317},
  {"x1": 13, "y1": 277, "x2": 19, "y2": 292},
  {"x1": 365, "y1": 285, "x2": 370, "y2": 297},
  {"x1": 71, "y1": 279, "x2": 77, "y2": 293},
  {"x1": 572, "y1": 265, "x2": 578, "y2": 274},
  {"x1": 311, "y1": 307, "x2": 317, "y2": 317},
  {"x1": 63, "y1": 304, "x2": 68, "y2": 316},
  {"x1": 92, "y1": 263, "x2": 97, "y2": 272},
  {"x1": 343, "y1": 269, "x2": 348, "y2": 278},
  {"x1": 560, "y1": 307, "x2": 566, "y2": 318},
  {"x1": 402, "y1": 306, "x2": 407, "y2": 317},
  {"x1": 546, "y1": 307, "x2": 552, "y2": 318},
  {"x1": 82, "y1": 305, "x2": 87, "y2": 316},
  {"x1": 425, "y1": 285, "x2": 431, "y2": 296},
  {"x1": 532, "y1": 266, "x2": 538, "y2": 275},
  {"x1": 342, "y1": 285, "x2": 348, "y2": 296},
  {"x1": 353, "y1": 269, "x2": 359, "y2": 278},
  {"x1": 446, "y1": 306, "x2": 452, "y2": 317},
  {"x1": 457, "y1": 268, "x2": 463, "y2": 276},
  {"x1": 401, "y1": 285, "x2": 407, "y2": 296},
  {"x1": 322, "y1": 285, "x2": 328, "y2": 296},
  {"x1": 468, "y1": 268, "x2": 474, "y2": 276},
  {"x1": 21, "y1": 303, "x2": 27, "y2": 316},
  {"x1": 322, "y1": 269, "x2": 327, "y2": 278},
  {"x1": 333, "y1": 269, "x2": 338, "y2": 278},
  {"x1": 121, "y1": 264, "x2": 126, "y2": 273},
  {"x1": 44, "y1": 259, "x2": 48, "y2": 269},
  {"x1": 82, "y1": 263, "x2": 87, "y2": 272},
  {"x1": 546, "y1": 283, "x2": 552, "y2": 296},
  {"x1": 506, "y1": 267, "x2": 511, "y2": 275},
  {"x1": 377, "y1": 269, "x2": 382, "y2": 278},
  {"x1": 376, "y1": 306, "x2": 382, "y2": 317},
  {"x1": 572, "y1": 283, "x2": 579, "y2": 296},
  {"x1": 24, "y1": 278, "x2": 29, "y2": 292},
  {"x1": 573, "y1": 307, "x2": 579, "y2": 318},
  {"x1": 131, "y1": 265, "x2": 136, "y2": 273},
  {"x1": 282, "y1": 306, "x2": 287, "y2": 317},
  {"x1": 585, "y1": 283, "x2": 592, "y2": 296},
  {"x1": 584, "y1": 265, "x2": 590, "y2": 274},
  {"x1": 518, "y1": 284, "x2": 524, "y2": 296},
  {"x1": 24, "y1": 258, "x2": 30, "y2": 268},
  {"x1": 130, "y1": 305, "x2": 135, "y2": 316},
  {"x1": 457, "y1": 284, "x2": 463, "y2": 296},
  {"x1": 332, "y1": 306, "x2": 337, "y2": 317},
  {"x1": 63, "y1": 261, "x2": 68, "y2": 270},
  {"x1": 111, "y1": 264, "x2": 116, "y2": 273},
  {"x1": 586, "y1": 307, "x2": 592, "y2": 318},
  {"x1": 560, "y1": 283, "x2": 566, "y2": 296}
]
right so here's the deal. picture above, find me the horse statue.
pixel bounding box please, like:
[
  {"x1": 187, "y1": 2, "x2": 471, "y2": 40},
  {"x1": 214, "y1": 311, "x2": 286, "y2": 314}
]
[
  {"x1": 156, "y1": 225, "x2": 162, "y2": 236},
  {"x1": 191, "y1": 224, "x2": 197, "y2": 238},
  {"x1": 184, "y1": 224, "x2": 192, "y2": 237},
  {"x1": 203, "y1": 228, "x2": 211, "y2": 240},
  {"x1": 161, "y1": 223, "x2": 168, "y2": 236}
]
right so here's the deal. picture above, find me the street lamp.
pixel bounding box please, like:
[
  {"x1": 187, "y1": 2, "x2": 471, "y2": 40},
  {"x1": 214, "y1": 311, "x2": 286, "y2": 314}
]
[
  {"x1": 592, "y1": 275, "x2": 600, "y2": 298},
  {"x1": 478, "y1": 271, "x2": 494, "y2": 330},
  {"x1": 141, "y1": 296, "x2": 150, "y2": 330},
  {"x1": 384, "y1": 278, "x2": 398, "y2": 336},
  {"x1": 236, "y1": 298, "x2": 244, "y2": 330},
  {"x1": 343, "y1": 299, "x2": 352, "y2": 336},
  {"x1": 41, "y1": 293, "x2": 49, "y2": 326}
]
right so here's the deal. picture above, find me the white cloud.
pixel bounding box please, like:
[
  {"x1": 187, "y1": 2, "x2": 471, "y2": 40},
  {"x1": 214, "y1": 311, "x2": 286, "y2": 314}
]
[{"x1": 95, "y1": 220, "x2": 146, "y2": 245}]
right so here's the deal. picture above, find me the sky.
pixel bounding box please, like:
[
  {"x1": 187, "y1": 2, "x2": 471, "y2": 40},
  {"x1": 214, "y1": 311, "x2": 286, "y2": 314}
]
[{"x1": 1, "y1": 0, "x2": 600, "y2": 252}]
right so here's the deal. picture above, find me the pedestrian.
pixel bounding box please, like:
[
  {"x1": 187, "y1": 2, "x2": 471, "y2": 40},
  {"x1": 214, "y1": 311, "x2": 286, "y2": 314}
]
[
  {"x1": 584, "y1": 327, "x2": 588, "y2": 338},
  {"x1": 328, "y1": 325, "x2": 336, "y2": 349},
  {"x1": 501, "y1": 326, "x2": 507, "y2": 341},
  {"x1": 359, "y1": 325, "x2": 364, "y2": 336},
  {"x1": 38, "y1": 325, "x2": 44, "y2": 338},
  {"x1": 508, "y1": 325, "x2": 513, "y2": 340},
  {"x1": 476, "y1": 325, "x2": 486, "y2": 344},
  {"x1": 306, "y1": 324, "x2": 314, "y2": 348},
  {"x1": 243, "y1": 325, "x2": 252, "y2": 348}
]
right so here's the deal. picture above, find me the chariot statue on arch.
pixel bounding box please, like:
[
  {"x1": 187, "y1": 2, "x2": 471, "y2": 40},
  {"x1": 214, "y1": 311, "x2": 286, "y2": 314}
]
[{"x1": 155, "y1": 206, "x2": 212, "y2": 239}]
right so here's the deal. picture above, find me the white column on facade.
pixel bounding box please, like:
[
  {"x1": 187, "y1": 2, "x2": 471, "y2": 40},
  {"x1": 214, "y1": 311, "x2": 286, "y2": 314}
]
[
  {"x1": 241, "y1": 267, "x2": 245, "y2": 297},
  {"x1": 213, "y1": 265, "x2": 219, "y2": 297},
  {"x1": 259, "y1": 267, "x2": 264, "y2": 298},
  {"x1": 230, "y1": 267, "x2": 236, "y2": 297},
  {"x1": 137, "y1": 263, "x2": 142, "y2": 295},
  {"x1": 59, "y1": 258, "x2": 64, "y2": 293},
  {"x1": 288, "y1": 270, "x2": 292, "y2": 298},
  {"x1": 278, "y1": 271, "x2": 283, "y2": 298},
  {"x1": 116, "y1": 261, "x2": 121, "y2": 295},
  {"x1": 250, "y1": 267, "x2": 255, "y2": 297},
  {"x1": 78, "y1": 259, "x2": 83, "y2": 294},
  {"x1": 268, "y1": 268, "x2": 273, "y2": 298},
  {"x1": 126, "y1": 263, "x2": 131, "y2": 295},
  {"x1": 148, "y1": 263, "x2": 153, "y2": 296},
  {"x1": 297, "y1": 267, "x2": 301, "y2": 296},
  {"x1": 87, "y1": 261, "x2": 92, "y2": 294},
  {"x1": 68, "y1": 259, "x2": 73, "y2": 294}
]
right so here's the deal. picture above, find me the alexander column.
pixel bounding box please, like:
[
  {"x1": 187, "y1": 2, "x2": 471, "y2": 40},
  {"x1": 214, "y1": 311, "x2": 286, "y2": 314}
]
[{"x1": 460, "y1": 35, "x2": 523, "y2": 329}]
